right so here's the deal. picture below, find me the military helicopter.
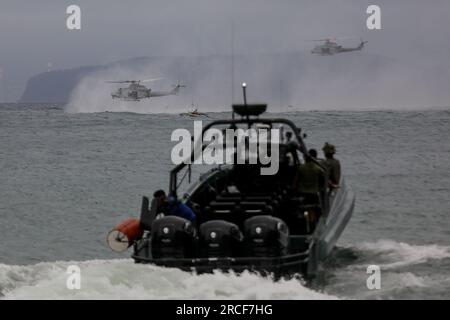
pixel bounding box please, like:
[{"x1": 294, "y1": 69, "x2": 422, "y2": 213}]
[
  {"x1": 310, "y1": 38, "x2": 367, "y2": 56},
  {"x1": 107, "y1": 78, "x2": 186, "y2": 101}
]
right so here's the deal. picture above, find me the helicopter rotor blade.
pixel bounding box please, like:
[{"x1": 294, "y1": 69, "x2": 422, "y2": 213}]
[
  {"x1": 333, "y1": 36, "x2": 358, "y2": 40},
  {"x1": 141, "y1": 78, "x2": 163, "y2": 83},
  {"x1": 306, "y1": 36, "x2": 359, "y2": 42},
  {"x1": 106, "y1": 80, "x2": 137, "y2": 84}
]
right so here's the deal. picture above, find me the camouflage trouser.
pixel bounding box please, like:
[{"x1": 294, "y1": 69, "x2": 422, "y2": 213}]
[
  {"x1": 298, "y1": 192, "x2": 320, "y2": 205},
  {"x1": 284, "y1": 193, "x2": 321, "y2": 234}
]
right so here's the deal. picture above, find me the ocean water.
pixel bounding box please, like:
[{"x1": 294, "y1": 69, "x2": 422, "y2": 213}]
[{"x1": 0, "y1": 104, "x2": 449, "y2": 299}]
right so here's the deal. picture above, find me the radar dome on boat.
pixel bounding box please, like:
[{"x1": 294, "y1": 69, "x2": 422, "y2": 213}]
[{"x1": 232, "y1": 104, "x2": 267, "y2": 117}]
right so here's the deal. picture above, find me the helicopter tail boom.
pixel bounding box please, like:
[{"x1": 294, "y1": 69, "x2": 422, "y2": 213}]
[
  {"x1": 170, "y1": 82, "x2": 187, "y2": 95},
  {"x1": 357, "y1": 40, "x2": 368, "y2": 50}
]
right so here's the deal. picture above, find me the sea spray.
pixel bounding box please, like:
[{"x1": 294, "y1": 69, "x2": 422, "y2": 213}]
[{"x1": 1, "y1": 259, "x2": 337, "y2": 300}]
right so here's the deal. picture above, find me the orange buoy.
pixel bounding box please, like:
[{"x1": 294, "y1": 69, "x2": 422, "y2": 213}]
[{"x1": 107, "y1": 218, "x2": 144, "y2": 252}]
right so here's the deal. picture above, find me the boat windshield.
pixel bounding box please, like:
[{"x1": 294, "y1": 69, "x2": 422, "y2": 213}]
[{"x1": 169, "y1": 117, "x2": 322, "y2": 198}]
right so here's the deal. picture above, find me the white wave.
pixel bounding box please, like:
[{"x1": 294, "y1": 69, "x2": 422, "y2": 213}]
[
  {"x1": 318, "y1": 240, "x2": 450, "y2": 299},
  {"x1": 0, "y1": 259, "x2": 337, "y2": 300},
  {"x1": 351, "y1": 239, "x2": 450, "y2": 269},
  {"x1": 353, "y1": 272, "x2": 430, "y2": 300},
  {"x1": 389, "y1": 272, "x2": 428, "y2": 288}
]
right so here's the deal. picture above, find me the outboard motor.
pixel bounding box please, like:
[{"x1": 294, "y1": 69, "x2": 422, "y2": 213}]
[
  {"x1": 199, "y1": 220, "x2": 243, "y2": 258},
  {"x1": 243, "y1": 216, "x2": 289, "y2": 257},
  {"x1": 151, "y1": 216, "x2": 195, "y2": 259}
]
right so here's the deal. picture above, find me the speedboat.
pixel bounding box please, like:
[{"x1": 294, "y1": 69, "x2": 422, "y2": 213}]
[
  {"x1": 180, "y1": 108, "x2": 209, "y2": 118},
  {"x1": 108, "y1": 95, "x2": 355, "y2": 278}
]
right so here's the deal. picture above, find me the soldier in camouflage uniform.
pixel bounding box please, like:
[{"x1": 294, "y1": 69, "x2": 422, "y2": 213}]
[
  {"x1": 322, "y1": 142, "x2": 341, "y2": 188},
  {"x1": 292, "y1": 149, "x2": 326, "y2": 204}
]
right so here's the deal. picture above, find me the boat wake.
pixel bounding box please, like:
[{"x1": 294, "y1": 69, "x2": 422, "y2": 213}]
[
  {"x1": 1, "y1": 240, "x2": 448, "y2": 299},
  {"x1": 314, "y1": 240, "x2": 450, "y2": 299},
  {"x1": 0, "y1": 259, "x2": 335, "y2": 300},
  {"x1": 342, "y1": 240, "x2": 450, "y2": 269}
]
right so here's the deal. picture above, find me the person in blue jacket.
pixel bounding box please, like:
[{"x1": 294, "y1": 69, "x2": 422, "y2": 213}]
[
  {"x1": 167, "y1": 195, "x2": 196, "y2": 223},
  {"x1": 151, "y1": 190, "x2": 196, "y2": 223}
]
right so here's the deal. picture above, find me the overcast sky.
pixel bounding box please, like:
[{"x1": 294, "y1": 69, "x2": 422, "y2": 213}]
[{"x1": 1, "y1": 0, "x2": 450, "y2": 101}]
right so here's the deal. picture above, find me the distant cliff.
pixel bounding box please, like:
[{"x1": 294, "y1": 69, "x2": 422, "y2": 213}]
[
  {"x1": 20, "y1": 66, "x2": 103, "y2": 103},
  {"x1": 19, "y1": 53, "x2": 450, "y2": 109},
  {"x1": 19, "y1": 56, "x2": 160, "y2": 103}
]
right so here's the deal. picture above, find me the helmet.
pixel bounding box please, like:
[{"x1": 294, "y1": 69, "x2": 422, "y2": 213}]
[{"x1": 322, "y1": 142, "x2": 336, "y2": 154}]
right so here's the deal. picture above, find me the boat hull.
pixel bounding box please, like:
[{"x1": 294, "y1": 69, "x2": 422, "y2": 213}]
[{"x1": 133, "y1": 248, "x2": 310, "y2": 277}]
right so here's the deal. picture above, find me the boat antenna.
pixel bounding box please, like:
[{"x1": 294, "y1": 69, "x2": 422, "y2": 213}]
[
  {"x1": 242, "y1": 82, "x2": 247, "y2": 105},
  {"x1": 230, "y1": 12, "x2": 235, "y2": 120},
  {"x1": 241, "y1": 82, "x2": 250, "y2": 122}
]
